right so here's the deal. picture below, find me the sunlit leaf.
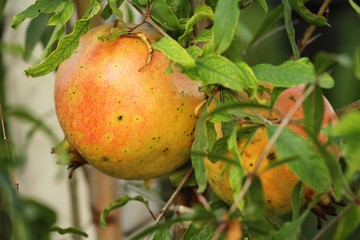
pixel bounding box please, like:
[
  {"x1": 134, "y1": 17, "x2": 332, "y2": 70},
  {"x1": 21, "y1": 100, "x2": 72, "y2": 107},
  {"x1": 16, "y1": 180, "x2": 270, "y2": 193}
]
[
  {"x1": 259, "y1": 0, "x2": 269, "y2": 13},
  {"x1": 11, "y1": 0, "x2": 63, "y2": 29},
  {"x1": 253, "y1": 58, "x2": 316, "y2": 87},
  {"x1": 152, "y1": 37, "x2": 196, "y2": 68},
  {"x1": 47, "y1": 0, "x2": 74, "y2": 26},
  {"x1": 196, "y1": 54, "x2": 258, "y2": 91},
  {"x1": 317, "y1": 72, "x2": 335, "y2": 89},
  {"x1": 25, "y1": 0, "x2": 101, "y2": 77},
  {"x1": 267, "y1": 126, "x2": 331, "y2": 193},
  {"x1": 207, "y1": 0, "x2": 240, "y2": 54},
  {"x1": 151, "y1": 0, "x2": 181, "y2": 31},
  {"x1": 153, "y1": 226, "x2": 172, "y2": 240}
]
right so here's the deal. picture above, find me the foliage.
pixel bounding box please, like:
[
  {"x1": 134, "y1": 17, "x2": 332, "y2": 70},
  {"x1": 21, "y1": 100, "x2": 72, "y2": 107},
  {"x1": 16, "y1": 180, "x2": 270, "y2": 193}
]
[{"x1": 2, "y1": 0, "x2": 360, "y2": 239}]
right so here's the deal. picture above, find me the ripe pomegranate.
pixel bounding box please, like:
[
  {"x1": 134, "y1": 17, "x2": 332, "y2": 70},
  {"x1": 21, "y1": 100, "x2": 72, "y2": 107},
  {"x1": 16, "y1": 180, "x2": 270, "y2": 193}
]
[
  {"x1": 206, "y1": 85, "x2": 340, "y2": 217},
  {"x1": 54, "y1": 23, "x2": 205, "y2": 180}
]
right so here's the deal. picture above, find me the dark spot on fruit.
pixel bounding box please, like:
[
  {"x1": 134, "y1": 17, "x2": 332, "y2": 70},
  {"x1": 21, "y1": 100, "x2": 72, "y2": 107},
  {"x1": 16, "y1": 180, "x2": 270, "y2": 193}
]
[
  {"x1": 124, "y1": 150, "x2": 127, "y2": 153},
  {"x1": 98, "y1": 75, "x2": 102, "y2": 78},
  {"x1": 102, "y1": 156, "x2": 109, "y2": 162},
  {"x1": 72, "y1": 91, "x2": 75, "y2": 94},
  {"x1": 80, "y1": 66, "x2": 83, "y2": 69},
  {"x1": 115, "y1": 65, "x2": 118, "y2": 68},
  {"x1": 181, "y1": 103, "x2": 184, "y2": 106},
  {"x1": 289, "y1": 95, "x2": 297, "y2": 101},
  {"x1": 118, "y1": 115, "x2": 123, "y2": 121},
  {"x1": 267, "y1": 200, "x2": 272, "y2": 203},
  {"x1": 158, "y1": 137, "x2": 161, "y2": 139},
  {"x1": 177, "y1": 108, "x2": 180, "y2": 111},
  {"x1": 267, "y1": 151, "x2": 277, "y2": 161},
  {"x1": 118, "y1": 101, "x2": 121, "y2": 104},
  {"x1": 152, "y1": 137, "x2": 155, "y2": 140},
  {"x1": 118, "y1": 159, "x2": 122, "y2": 162},
  {"x1": 136, "y1": 117, "x2": 139, "y2": 121},
  {"x1": 250, "y1": 163, "x2": 253, "y2": 167}
]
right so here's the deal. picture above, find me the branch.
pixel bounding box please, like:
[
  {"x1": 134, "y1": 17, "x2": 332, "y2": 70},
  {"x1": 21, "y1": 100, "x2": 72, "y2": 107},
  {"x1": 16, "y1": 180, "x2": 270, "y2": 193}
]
[{"x1": 335, "y1": 99, "x2": 360, "y2": 118}]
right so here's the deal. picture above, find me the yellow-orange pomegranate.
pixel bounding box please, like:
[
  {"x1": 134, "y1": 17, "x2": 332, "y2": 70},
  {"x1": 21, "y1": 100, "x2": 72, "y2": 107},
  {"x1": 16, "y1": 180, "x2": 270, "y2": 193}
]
[
  {"x1": 54, "y1": 23, "x2": 205, "y2": 180},
  {"x1": 206, "y1": 85, "x2": 339, "y2": 216}
]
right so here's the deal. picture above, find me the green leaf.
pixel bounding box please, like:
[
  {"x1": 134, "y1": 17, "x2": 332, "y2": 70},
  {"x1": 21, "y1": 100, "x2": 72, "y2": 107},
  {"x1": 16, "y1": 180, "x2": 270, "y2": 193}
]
[
  {"x1": 290, "y1": 182, "x2": 304, "y2": 220},
  {"x1": 152, "y1": 37, "x2": 196, "y2": 68},
  {"x1": 289, "y1": 0, "x2": 328, "y2": 26},
  {"x1": 333, "y1": 205, "x2": 360, "y2": 240},
  {"x1": 303, "y1": 85, "x2": 324, "y2": 137},
  {"x1": 25, "y1": 0, "x2": 101, "y2": 77},
  {"x1": 253, "y1": 58, "x2": 316, "y2": 87},
  {"x1": 313, "y1": 51, "x2": 352, "y2": 74},
  {"x1": 317, "y1": 72, "x2": 335, "y2": 89},
  {"x1": 191, "y1": 29, "x2": 212, "y2": 43},
  {"x1": 259, "y1": 0, "x2": 269, "y2": 13},
  {"x1": 282, "y1": 0, "x2": 300, "y2": 59},
  {"x1": 151, "y1": 0, "x2": 181, "y2": 31},
  {"x1": 354, "y1": 46, "x2": 360, "y2": 79},
  {"x1": 191, "y1": 102, "x2": 210, "y2": 193},
  {"x1": 349, "y1": 0, "x2": 360, "y2": 16},
  {"x1": 153, "y1": 226, "x2": 172, "y2": 240},
  {"x1": 244, "y1": 177, "x2": 265, "y2": 220},
  {"x1": 100, "y1": 195, "x2": 149, "y2": 227},
  {"x1": 108, "y1": 0, "x2": 124, "y2": 19},
  {"x1": 196, "y1": 54, "x2": 258, "y2": 91},
  {"x1": 24, "y1": 14, "x2": 51, "y2": 60},
  {"x1": 47, "y1": 0, "x2": 74, "y2": 26},
  {"x1": 266, "y1": 126, "x2": 331, "y2": 193},
  {"x1": 182, "y1": 219, "x2": 217, "y2": 240},
  {"x1": 208, "y1": 0, "x2": 240, "y2": 54},
  {"x1": 247, "y1": 4, "x2": 284, "y2": 52},
  {"x1": 49, "y1": 226, "x2": 88, "y2": 237},
  {"x1": 272, "y1": 210, "x2": 309, "y2": 240},
  {"x1": 178, "y1": 5, "x2": 214, "y2": 44},
  {"x1": 11, "y1": 0, "x2": 63, "y2": 29},
  {"x1": 336, "y1": 111, "x2": 360, "y2": 180}
]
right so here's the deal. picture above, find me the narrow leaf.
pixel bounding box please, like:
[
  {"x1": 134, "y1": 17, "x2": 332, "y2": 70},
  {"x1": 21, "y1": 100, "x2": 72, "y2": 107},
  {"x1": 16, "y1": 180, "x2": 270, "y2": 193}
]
[
  {"x1": 303, "y1": 85, "x2": 324, "y2": 137},
  {"x1": 208, "y1": 0, "x2": 240, "y2": 54},
  {"x1": 349, "y1": 0, "x2": 360, "y2": 16},
  {"x1": 247, "y1": 4, "x2": 284, "y2": 51},
  {"x1": 259, "y1": 0, "x2": 269, "y2": 13},
  {"x1": 289, "y1": 0, "x2": 328, "y2": 26},
  {"x1": 354, "y1": 46, "x2": 360, "y2": 79},
  {"x1": 152, "y1": 37, "x2": 195, "y2": 68},
  {"x1": 282, "y1": 0, "x2": 300, "y2": 59},
  {"x1": 253, "y1": 58, "x2": 316, "y2": 87},
  {"x1": 108, "y1": 0, "x2": 124, "y2": 19},
  {"x1": 191, "y1": 103, "x2": 210, "y2": 193},
  {"x1": 290, "y1": 182, "x2": 304, "y2": 220},
  {"x1": 49, "y1": 226, "x2": 88, "y2": 237},
  {"x1": 266, "y1": 126, "x2": 331, "y2": 193},
  {"x1": 100, "y1": 195, "x2": 149, "y2": 227},
  {"x1": 25, "y1": 1, "x2": 101, "y2": 77}
]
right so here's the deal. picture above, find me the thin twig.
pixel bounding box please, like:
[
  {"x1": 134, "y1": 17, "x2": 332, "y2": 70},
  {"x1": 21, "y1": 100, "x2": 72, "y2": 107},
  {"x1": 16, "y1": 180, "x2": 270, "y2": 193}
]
[
  {"x1": 154, "y1": 168, "x2": 193, "y2": 224},
  {"x1": 297, "y1": 0, "x2": 332, "y2": 54},
  {"x1": 126, "y1": 0, "x2": 172, "y2": 39},
  {"x1": 0, "y1": 103, "x2": 19, "y2": 193}
]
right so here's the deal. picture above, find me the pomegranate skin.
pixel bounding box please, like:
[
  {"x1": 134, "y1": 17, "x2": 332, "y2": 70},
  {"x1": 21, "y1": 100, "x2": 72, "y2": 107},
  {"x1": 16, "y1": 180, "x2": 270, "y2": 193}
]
[{"x1": 55, "y1": 24, "x2": 205, "y2": 179}]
